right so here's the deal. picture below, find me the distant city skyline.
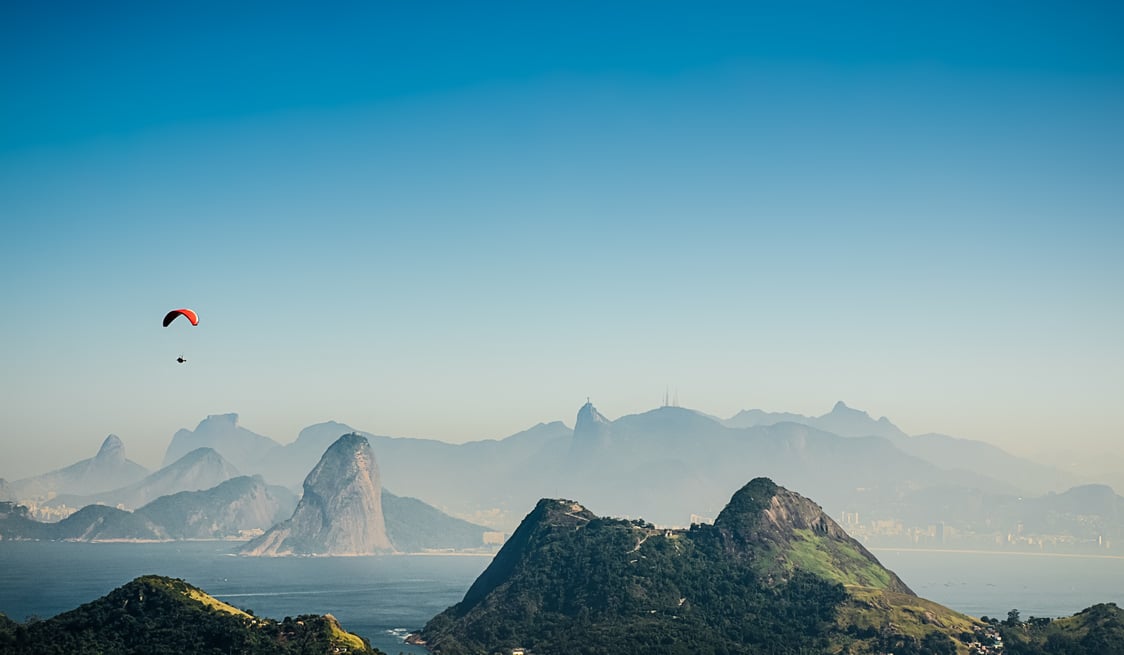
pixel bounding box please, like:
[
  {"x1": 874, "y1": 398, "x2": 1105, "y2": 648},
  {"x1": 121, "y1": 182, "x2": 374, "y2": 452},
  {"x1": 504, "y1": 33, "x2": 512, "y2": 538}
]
[{"x1": 2, "y1": 2, "x2": 1121, "y2": 479}]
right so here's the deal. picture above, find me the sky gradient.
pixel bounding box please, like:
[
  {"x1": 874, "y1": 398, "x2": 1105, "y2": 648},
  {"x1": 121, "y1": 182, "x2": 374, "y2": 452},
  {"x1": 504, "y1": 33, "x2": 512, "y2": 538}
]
[{"x1": 2, "y1": 2, "x2": 1122, "y2": 478}]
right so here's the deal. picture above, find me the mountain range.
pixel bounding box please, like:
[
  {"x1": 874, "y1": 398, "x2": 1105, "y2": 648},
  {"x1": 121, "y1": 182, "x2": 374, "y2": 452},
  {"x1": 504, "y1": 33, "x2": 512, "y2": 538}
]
[
  {"x1": 5, "y1": 400, "x2": 1119, "y2": 552},
  {"x1": 0, "y1": 434, "x2": 149, "y2": 502},
  {"x1": 0, "y1": 475, "x2": 294, "y2": 541},
  {"x1": 1, "y1": 435, "x2": 489, "y2": 553},
  {"x1": 44, "y1": 446, "x2": 242, "y2": 511}
]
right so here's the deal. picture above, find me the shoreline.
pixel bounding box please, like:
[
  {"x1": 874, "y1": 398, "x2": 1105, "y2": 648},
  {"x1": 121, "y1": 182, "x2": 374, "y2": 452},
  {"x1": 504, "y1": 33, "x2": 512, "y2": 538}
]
[{"x1": 869, "y1": 546, "x2": 1124, "y2": 560}]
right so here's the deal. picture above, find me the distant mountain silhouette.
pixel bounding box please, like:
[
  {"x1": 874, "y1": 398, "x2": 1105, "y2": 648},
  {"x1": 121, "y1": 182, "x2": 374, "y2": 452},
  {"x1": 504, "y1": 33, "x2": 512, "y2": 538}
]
[
  {"x1": 138, "y1": 475, "x2": 298, "y2": 539},
  {"x1": 47, "y1": 447, "x2": 241, "y2": 510},
  {"x1": 163, "y1": 413, "x2": 281, "y2": 473},
  {"x1": 259, "y1": 420, "x2": 362, "y2": 487},
  {"x1": 382, "y1": 490, "x2": 490, "y2": 552},
  {"x1": 528, "y1": 403, "x2": 1019, "y2": 529},
  {"x1": 0, "y1": 475, "x2": 296, "y2": 541},
  {"x1": 123, "y1": 403, "x2": 1110, "y2": 546},
  {"x1": 725, "y1": 401, "x2": 1079, "y2": 495},
  {"x1": 0, "y1": 434, "x2": 149, "y2": 502}
]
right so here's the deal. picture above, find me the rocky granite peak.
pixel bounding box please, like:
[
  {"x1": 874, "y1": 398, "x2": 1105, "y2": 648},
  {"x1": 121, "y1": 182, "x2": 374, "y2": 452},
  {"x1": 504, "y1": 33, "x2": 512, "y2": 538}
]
[
  {"x1": 714, "y1": 478, "x2": 913, "y2": 594},
  {"x1": 239, "y1": 433, "x2": 393, "y2": 556},
  {"x1": 94, "y1": 434, "x2": 126, "y2": 463},
  {"x1": 569, "y1": 401, "x2": 611, "y2": 458}
]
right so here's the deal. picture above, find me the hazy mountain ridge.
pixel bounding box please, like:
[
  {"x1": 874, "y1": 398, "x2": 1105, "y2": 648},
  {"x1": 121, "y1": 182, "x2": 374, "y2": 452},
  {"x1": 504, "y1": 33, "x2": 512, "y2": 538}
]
[
  {"x1": 0, "y1": 434, "x2": 150, "y2": 502},
  {"x1": 544, "y1": 405, "x2": 1023, "y2": 529},
  {"x1": 2, "y1": 440, "x2": 490, "y2": 551},
  {"x1": 725, "y1": 401, "x2": 909, "y2": 441},
  {"x1": 419, "y1": 478, "x2": 978, "y2": 655},
  {"x1": 14, "y1": 400, "x2": 1114, "y2": 551},
  {"x1": 46, "y1": 447, "x2": 242, "y2": 511},
  {"x1": 0, "y1": 475, "x2": 296, "y2": 541},
  {"x1": 259, "y1": 420, "x2": 370, "y2": 488},
  {"x1": 382, "y1": 490, "x2": 490, "y2": 553},
  {"x1": 163, "y1": 413, "x2": 282, "y2": 473},
  {"x1": 137, "y1": 475, "x2": 298, "y2": 539},
  {"x1": 726, "y1": 402, "x2": 1081, "y2": 495}
]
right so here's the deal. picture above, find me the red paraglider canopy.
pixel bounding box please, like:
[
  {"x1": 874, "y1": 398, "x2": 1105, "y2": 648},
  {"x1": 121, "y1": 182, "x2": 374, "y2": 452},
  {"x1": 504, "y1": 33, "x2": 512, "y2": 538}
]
[{"x1": 163, "y1": 308, "x2": 199, "y2": 327}]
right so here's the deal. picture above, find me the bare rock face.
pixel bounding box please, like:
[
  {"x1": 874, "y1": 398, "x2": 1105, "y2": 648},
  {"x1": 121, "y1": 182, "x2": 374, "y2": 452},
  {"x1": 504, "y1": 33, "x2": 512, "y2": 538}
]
[
  {"x1": 568, "y1": 401, "x2": 611, "y2": 460},
  {"x1": 713, "y1": 478, "x2": 914, "y2": 595},
  {"x1": 239, "y1": 434, "x2": 394, "y2": 556}
]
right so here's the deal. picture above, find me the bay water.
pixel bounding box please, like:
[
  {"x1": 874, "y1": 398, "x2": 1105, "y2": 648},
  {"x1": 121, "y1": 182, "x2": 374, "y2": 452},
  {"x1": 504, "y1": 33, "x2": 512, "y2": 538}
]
[
  {"x1": 872, "y1": 548, "x2": 1124, "y2": 619},
  {"x1": 1, "y1": 541, "x2": 1122, "y2": 653},
  {"x1": 0, "y1": 541, "x2": 489, "y2": 655}
]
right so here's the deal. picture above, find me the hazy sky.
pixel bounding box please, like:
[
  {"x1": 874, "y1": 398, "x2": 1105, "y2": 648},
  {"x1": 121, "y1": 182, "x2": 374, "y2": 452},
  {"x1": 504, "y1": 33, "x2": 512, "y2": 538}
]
[{"x1": 2, "y1": 2, "x2": 1121, "y2": 478}]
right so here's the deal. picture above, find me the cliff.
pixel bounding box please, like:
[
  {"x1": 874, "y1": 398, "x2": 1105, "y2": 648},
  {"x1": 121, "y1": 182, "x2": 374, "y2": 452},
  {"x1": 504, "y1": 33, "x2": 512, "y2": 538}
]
[{"x1": 240, "y1": 433, "x2": 394, "y2": 556}]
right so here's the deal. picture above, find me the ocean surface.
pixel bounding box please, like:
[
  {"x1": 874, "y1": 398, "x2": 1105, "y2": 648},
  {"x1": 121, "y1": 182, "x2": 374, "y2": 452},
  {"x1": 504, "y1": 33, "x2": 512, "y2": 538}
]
[
  {"x1": 871, "y1": 548, "x2": 1124, "y2": 619},
  {"x1": 1, "y1": 541, "x2": 1122, "y2": 652},
  {"x1": 0, "y1": 541, "x2": 490, "y2": 655}
]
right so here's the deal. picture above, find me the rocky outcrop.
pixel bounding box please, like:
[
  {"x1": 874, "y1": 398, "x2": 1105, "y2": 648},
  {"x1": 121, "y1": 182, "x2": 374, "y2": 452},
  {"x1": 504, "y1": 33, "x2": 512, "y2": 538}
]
[
  {"x1": 567, "y1": 400, "x2": 611, "y2": 460},
  {"x1": 240, "y1": 434, "x2": 394, "y2": 556},
  {"x1": 713, "y1": 478, "x2": 914, "y2": 594}
]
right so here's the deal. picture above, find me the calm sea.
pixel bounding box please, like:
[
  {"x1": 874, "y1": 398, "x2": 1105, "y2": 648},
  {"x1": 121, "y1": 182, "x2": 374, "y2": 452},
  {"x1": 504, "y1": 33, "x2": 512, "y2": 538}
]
[
  {"x1": 1, "y1": 542, "x2": 1122, "y2": 652},
  {"x1": 872, "y1": 548, "x2": 1124, "y2": 619},
  {"x1": 0, "y1": 541, "x2": 490, "y2": 655}
]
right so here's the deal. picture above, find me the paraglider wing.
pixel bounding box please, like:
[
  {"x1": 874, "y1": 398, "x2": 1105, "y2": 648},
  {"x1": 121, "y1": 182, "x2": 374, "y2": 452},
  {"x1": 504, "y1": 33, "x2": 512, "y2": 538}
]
[{"x1": 162, "y1": 308, "x2": 199, "y2": 327}]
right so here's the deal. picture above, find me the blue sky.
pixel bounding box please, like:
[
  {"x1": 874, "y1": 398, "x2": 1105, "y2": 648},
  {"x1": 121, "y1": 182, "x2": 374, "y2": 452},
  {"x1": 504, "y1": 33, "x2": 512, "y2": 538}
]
[{"x1": 2, "y1": 2, "x2": 1122, "y2": 477}]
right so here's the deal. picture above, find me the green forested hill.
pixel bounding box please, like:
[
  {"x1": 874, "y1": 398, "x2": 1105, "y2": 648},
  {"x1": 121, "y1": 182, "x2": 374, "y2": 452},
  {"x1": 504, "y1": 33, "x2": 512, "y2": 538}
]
[
  {"x1": 991, "y1": 603, "x2": 1124, "y2": 655},
  {"x1": 0, "y1": 575, "x2": 380, "y2": 655},
  {"x1": 421, "y1": 478, "x2": 979, "y2": 655}
]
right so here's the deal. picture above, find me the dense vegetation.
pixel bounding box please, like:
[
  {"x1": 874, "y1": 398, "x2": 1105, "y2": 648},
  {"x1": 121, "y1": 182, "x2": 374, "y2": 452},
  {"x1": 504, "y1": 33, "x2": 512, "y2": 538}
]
[
  {"x1": 425, "y1": 513, "x2": 846, "y2": 654},
  {"x1": 421, "y1": 479, "x2": 970, "y2": 655},
  {"x1": 985, "y1": 603, "x2": 1124, "y2": 655},
  {"x1": 0, "y1": 575, "x2": 380, "y2": 655}
]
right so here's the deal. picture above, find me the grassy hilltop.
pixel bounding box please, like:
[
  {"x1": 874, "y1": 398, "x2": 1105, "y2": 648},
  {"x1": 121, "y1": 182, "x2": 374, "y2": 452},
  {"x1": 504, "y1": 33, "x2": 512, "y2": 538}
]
[
  {"x1": 0, "y1": 575, "x2": 380, "y2": 655},
  {"x1": 421, "y1": 477, "x2": 980, "y2": 655}
]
